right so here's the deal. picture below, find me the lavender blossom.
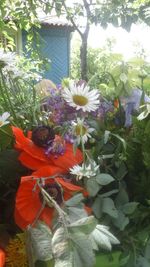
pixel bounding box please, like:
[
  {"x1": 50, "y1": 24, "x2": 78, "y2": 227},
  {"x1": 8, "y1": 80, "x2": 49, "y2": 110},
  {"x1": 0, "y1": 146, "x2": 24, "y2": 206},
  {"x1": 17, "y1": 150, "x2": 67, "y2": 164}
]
[{"x1": 45, "y1": 135, "x2": 66, "y2": 158}]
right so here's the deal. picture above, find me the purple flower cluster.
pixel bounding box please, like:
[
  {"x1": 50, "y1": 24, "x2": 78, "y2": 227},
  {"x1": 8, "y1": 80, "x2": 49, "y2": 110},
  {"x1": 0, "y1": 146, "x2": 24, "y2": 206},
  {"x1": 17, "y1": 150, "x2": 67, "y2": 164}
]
[
  {"x1": 42, "y1": 85, "x2": 78, "y2": 125},
  {"x1": 45, "y1": 135, "x2": 66, "y2": 158},
  {"x1": 91, "y1": 96, "x2": 114, "y2": 119},
  {"x1": 120, "y1": 88, "x2": 150, "y2": 127}
]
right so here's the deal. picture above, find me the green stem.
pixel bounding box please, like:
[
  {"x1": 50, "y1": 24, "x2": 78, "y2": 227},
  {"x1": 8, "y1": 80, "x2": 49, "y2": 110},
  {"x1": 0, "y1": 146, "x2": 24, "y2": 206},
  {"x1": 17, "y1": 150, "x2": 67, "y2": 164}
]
[
  {"x1": 0, "y1": 79, "x2": 9, "y2": 110},
  {"x1": 0, "y1": 126, "x2": 13, "y2": 138},
  {"x1": 0, "y1": 70, "x2": 18, "y2": 122}
]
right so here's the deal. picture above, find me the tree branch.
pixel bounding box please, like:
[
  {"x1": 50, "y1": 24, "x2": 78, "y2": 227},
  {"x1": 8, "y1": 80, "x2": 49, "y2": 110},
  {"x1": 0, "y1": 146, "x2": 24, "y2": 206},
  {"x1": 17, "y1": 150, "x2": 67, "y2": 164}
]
[{"x1": 61, "y1": 0, "x2": 83, "y2": 37}]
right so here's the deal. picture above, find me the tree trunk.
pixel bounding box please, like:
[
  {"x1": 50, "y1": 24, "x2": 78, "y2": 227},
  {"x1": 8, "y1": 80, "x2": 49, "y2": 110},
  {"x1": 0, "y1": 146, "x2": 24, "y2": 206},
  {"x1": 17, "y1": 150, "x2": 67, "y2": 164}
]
[{"x1": 80, "y1": 33, "x2": 88, "y2": 81}]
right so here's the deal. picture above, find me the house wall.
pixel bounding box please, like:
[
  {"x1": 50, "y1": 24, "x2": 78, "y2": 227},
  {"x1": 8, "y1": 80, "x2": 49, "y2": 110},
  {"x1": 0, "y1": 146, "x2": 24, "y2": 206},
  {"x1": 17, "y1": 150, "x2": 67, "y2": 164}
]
[{"x1": 22, "y1": 25, "x2": 72, "y2": 84}]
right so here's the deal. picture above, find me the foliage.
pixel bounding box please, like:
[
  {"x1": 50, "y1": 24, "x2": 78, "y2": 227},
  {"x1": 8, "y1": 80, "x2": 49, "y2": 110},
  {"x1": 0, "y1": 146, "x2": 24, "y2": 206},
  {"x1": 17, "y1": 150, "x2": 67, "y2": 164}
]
[
  {"x1": 71, "y1": 41, "x2": 150, "y2": 98},
  {"x1": 0, "y1": 50, "x2": 44, "y2": 129},
  {"x1": 0, "y1": 48, "x2": 150, "y2": 267},
  {"x1": 0, "y1": 0, "x2": 149, "y2": 80}
]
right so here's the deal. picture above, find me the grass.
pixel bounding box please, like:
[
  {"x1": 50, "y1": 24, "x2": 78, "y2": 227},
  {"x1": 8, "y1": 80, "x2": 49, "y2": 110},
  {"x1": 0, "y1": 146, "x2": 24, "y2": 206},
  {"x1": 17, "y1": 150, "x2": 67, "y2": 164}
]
[{"x1": 95, "y1": 251, "x2": 121, "y2": 267}]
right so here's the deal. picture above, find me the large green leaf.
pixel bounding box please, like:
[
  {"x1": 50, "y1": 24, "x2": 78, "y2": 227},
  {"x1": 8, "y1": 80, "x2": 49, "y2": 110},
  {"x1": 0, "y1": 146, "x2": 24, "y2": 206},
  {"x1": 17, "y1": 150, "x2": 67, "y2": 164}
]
[
  {"x1": 115, "y1": 187, "x2": 129, "y2": 208},
  {"x1": 52, "y1": 226, "x2": 95, "y2": 267},
  {"x1": 122, "y1": 202, "x2": 138, "y2": 215},
  {"x1": 92, "y1": 195, "x2": 103, "y2": 219},
  {"x1": 66, "y1": 206, "x2": 88, "y2": 222},
  {"x1": 96, "y1": 173, "x2": 115, "y2": 186},
  {"x1": 90, "y1": 225, "x2": 119, "y2": 251},
  {"x1": 71, "y1": 232, "x2": 95, "y2": 267},
  {"x1": 65, "y1": 194, "x2": 84, "y2": 207},
  {"x1": 112, "y1": 210, "x2": 129, "y2": 231},
  {"x1": 102, "y1": 198, "x2": 118, "y2": 218},
  {"x1": 86, "y1": 178, "x2": 101, "y2": 197},
  {"x1": 27, "y1": 222, "x2": 53, "y2": 262},
  {"x1": 68, "y1": 216, "x2": 97, "y2": 235}
]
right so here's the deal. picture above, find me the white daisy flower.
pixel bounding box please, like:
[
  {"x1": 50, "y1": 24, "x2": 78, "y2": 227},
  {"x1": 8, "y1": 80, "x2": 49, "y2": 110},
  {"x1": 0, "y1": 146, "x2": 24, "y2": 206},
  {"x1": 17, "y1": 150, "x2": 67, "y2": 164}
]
[
  {"x1": 90, "y1": 224, "x2": 120, "y2": 251},
  {"x1": 70, "y1": 161, "x2": 99, "y2": 180},
  {"x1": 62, "y1": 82, "x2": 100, "y2": 112},
  {"x1": 0, "y1": 112, "x2": 10, "y2": 127},
  {"x1": 72, "y1": 118, "x2": 94, "y2": 145}
]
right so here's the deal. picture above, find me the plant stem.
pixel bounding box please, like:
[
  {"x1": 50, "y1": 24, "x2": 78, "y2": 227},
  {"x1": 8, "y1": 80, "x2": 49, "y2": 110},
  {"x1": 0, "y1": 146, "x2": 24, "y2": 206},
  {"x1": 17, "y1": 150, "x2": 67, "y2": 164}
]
[{"x1": 0, "y1": 70, "x2": 18, "y2": 122}]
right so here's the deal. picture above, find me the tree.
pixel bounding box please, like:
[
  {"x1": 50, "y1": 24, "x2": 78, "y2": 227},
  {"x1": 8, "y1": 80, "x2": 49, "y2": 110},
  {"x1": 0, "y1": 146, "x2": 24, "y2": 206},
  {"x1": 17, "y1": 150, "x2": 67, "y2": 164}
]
[
  {"x1": 59, "y1": 0, "x2": 150, "y2": 80},
  {"x1": 0, "y1": 0, "x2": 149, "y2": 80}
]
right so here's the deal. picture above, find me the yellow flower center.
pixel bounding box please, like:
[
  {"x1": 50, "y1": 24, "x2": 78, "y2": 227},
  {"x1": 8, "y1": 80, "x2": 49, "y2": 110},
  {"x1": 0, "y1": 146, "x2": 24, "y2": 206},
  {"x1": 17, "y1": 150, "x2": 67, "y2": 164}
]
[
  {"x1": 73, "y1": 95, "x2": 88, "y2": 106},
  {"x1": 75, "y1": 125, "x2": 87, "y2": 136},
  {"x1": 0, "y1": 121, "x2": 3, "y2": 126}
]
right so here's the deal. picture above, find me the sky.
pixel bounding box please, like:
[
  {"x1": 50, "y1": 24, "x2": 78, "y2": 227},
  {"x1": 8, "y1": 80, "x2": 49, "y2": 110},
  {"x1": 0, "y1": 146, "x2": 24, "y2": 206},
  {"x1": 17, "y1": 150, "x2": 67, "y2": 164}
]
[{"x1": 72, "y1": 22, "x2": 150, "y2": 61}]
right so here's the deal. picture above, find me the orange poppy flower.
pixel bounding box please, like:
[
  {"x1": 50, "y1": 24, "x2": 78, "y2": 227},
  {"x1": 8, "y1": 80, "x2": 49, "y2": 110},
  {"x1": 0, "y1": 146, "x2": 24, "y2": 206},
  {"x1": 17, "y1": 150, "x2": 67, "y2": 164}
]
[
  {"x1": 15, "y1": 166, "x2": 84, "y2": 230},
  {"x1": 12, "y1": 127, "x2": 83, "y2": 172},
  {"x1": 0, "y1": 249, "x2": 5, "y2": 267}
]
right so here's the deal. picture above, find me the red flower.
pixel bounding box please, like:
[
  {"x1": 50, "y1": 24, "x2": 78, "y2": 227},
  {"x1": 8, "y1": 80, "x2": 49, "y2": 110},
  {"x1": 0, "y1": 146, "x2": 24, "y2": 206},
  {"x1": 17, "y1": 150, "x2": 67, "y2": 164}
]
[
  {"x1": 12, "y1": 127, "x2": 83, "y2": 172},
  {"x1": 15, "y1": 166, "x2": 84, "y2": 229},
  {"x1": 0, "y1": 249, "x2": 5, "y2": 267}
]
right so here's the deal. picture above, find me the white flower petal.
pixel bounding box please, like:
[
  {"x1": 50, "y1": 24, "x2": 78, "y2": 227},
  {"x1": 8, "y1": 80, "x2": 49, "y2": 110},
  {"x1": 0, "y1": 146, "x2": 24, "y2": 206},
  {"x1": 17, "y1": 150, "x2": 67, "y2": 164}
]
[
  {"x1": 62, "y1": 83, "x2": 100, "y2": 112},
  {"x1": 2, "y1": 112, "x2": 10, "y2": 121}
]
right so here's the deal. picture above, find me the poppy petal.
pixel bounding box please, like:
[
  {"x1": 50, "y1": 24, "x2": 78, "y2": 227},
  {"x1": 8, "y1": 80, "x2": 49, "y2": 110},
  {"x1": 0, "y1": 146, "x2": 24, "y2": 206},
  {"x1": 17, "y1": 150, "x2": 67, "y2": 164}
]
[
  {"x1": 33, "y1": 166, "x2": 66, "y2": 177},
  {"x1": 12, "y1": 126, "x2": 26, "y2": 150},
  {"x1": 14, "y1": 209, "x2": 30, "y2": 229},
  {"x1": 56, "y1": 177, "x2": 83, "y2": 193},
  {"x1": 15, "y1": 179, "x2": 43, "y2": 226},
  {"x1": 49, "y1": 143, "x2": 83, "y2": 171},
  {"x1": 15, "y1": 176, "x2": 59, "y2": 229},
  {"x1": 13, "y1": 127, "x2": 83, "y2": 172},
  {"x1": 0, "y1": 249, "x2": 5, "y2": 267},
  {"x1": 19, "y1": 151, "x2": 49, "y2": 170},
  {"x1": 12, "y1": 127, "x2": 50, "y2": 162}
]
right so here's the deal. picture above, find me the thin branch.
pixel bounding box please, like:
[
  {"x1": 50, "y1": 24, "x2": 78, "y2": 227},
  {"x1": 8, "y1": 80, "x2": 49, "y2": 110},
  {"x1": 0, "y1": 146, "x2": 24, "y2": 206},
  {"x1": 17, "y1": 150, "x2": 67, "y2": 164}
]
[{"x1": 61, "y1": 0, "x2": 84, "y2": 37}]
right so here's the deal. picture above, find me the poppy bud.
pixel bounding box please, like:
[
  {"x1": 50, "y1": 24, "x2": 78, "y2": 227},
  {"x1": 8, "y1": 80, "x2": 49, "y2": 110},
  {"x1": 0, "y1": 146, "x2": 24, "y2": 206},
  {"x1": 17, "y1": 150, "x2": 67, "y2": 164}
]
[
  {"x1": 39, "y1": 183, "x2": 63, "y2": 207},
  {"x1": 31, "y1": 126, "x2": 55, "y2": 147}
]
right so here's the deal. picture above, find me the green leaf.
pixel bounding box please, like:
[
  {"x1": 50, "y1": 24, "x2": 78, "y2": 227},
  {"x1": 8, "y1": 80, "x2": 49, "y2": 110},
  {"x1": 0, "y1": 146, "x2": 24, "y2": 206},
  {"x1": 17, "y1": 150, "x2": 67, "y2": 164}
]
[
  {"x1": 68, "y1": 216, "x2": 97, "y2": 235},
  {"x1": 102, "y1": 198, "x2": 118, "y2": 218},
  {"x1": 27, "y1": 222, "x2": 53, "y2": 261},
  {"x1": 86, "y1": 178, "x2": 101, "y2": 197},
  {"x1": 96, "y1": 173, "x2": 115, "y2": 186},
  {"x1": 116, "y1": 162, "x2": 128, "y2": 180},
  {"x1": 52, "y1": 227, "x2": 71, "y2": 267},
  {"x1": 66, "y1": 206, "x2": 88, "y2": 222},
  {"x1": 115, "y1": 187, "x2": 129, "y2": 208},
  {"x1": 92, "y1": 196, "x2": 103, "y2": 219},
  {"x1": 119, "y1": 254, "x2": 130, "y2": 266},
  {"x1": 52, "y1": 226, "x2": 95, "y2": 267},
  {"x1": 122, "y1": 202, "x2": 138, "y2": 215},
  {"x1": 112, "y1": 210, "x2": 129, "y2": 231},
  {"x1": 71, "y1": 232, "x2": 95, "y2": 267},
  {"x1": 111, "y1": 133, "x2": 126, "y2": 151},
  {"x1": 65, "y1": 193, "x2": 84, "y2": 206},
  {"x1": 144, "y1": 238, "x2": 150, "y2": 261},
  {"x1": 136, "y1": 256, "x2": 150, "y2": 267},
  {"x1": 100, "y1": 189, "x2": 118, "y2": 198},
  {"x1": 90, "y1": 225, "x2": 119, "y2": 251}
]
